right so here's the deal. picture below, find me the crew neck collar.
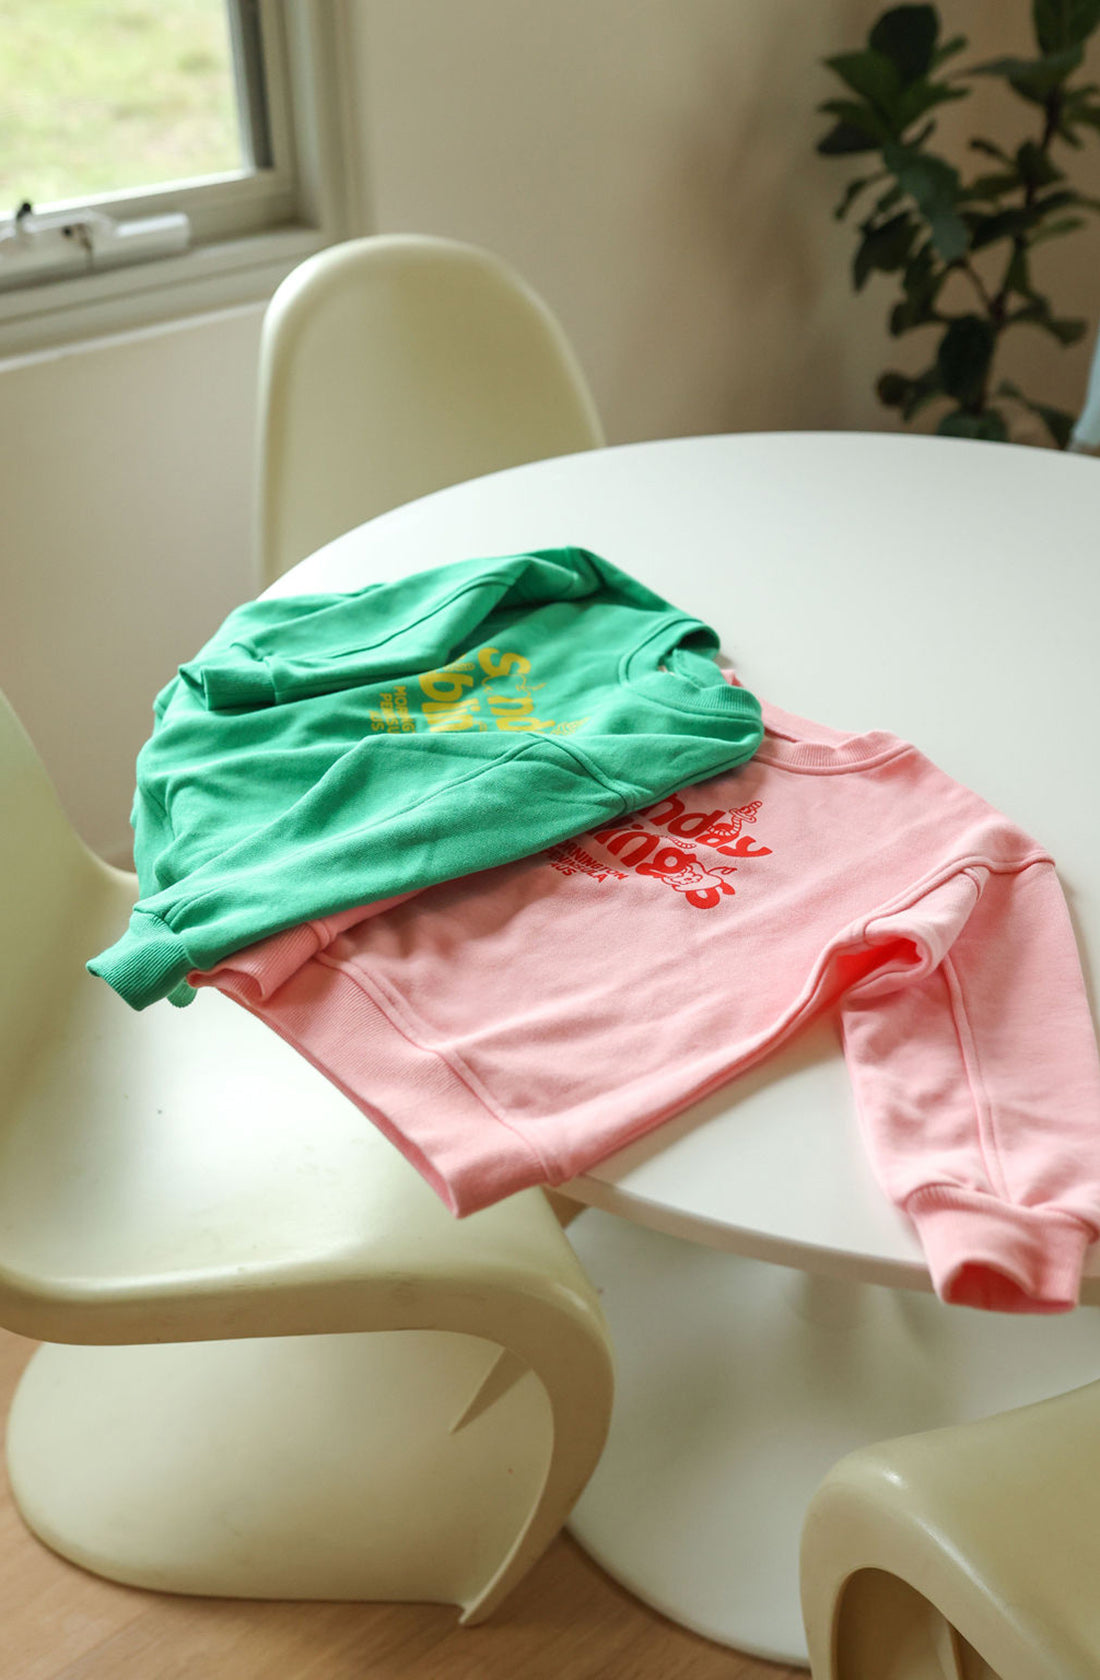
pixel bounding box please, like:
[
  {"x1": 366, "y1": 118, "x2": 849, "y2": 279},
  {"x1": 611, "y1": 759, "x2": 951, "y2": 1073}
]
[{"x1": 753, "y1": 700, "x2": 907, "y2": 772}]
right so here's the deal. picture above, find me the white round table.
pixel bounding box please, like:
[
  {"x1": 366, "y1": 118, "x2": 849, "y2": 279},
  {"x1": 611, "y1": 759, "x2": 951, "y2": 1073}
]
[{"x1": 275, "y1": 432, "x2": 1100, "y2": 1665}]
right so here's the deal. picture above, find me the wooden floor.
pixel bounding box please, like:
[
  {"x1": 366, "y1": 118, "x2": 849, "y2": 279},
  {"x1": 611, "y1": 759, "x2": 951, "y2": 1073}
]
[{"x1": 0, "y1": 1328, "x2": 802, "y2": 1680}]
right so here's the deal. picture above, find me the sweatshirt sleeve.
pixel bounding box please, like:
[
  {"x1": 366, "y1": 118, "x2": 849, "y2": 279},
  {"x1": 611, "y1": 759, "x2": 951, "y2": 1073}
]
[
  {"x1": 839, "y1": 861, "x2": 1100, "y2": 1313},
  {"x1": 87, "y1": 730, "x2": 631, "y2": 1007},
  {"x1": 177, "y1": 548, "x2": 604, "y2": 710}
]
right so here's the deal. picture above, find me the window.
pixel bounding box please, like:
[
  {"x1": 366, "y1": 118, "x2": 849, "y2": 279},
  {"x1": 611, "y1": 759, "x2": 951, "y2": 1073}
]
[{"x1": 0, "y1": 2, "x2": 364, "y2": 354}]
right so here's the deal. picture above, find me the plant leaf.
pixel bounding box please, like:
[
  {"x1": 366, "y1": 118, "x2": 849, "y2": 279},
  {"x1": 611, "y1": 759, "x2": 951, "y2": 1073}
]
[
  {"x1": 1056, "y1": 116, "x2": 1087, "y2": 144},
  {"x1": 1059, "y1": 88, "x2": 1100, "y2": 140},
  {"x1": 997, "y1": 375, "x2": 1076, "y2": 445},
  {"x1": 936, "y1": 315, "x2": 997, "y2": 403},
  {"x1": 967, "y1": 189, "x2": 1079, "y2": 249},
  {"x1": 1033, "y1": 0, "x2": 1100, "y2": 54},
  {"x1": 817, "y1": 98, "x2": 892, "y2": 153},
  {"x1": 966, "y1": 47, "x2": 1085, "y2": 102},
  {"x1": 1016, "y1": 138, "x2": 1065, "y2": 186},
  {"x1": 907, "y1": 118, "x2": 939, "y2": 148},
  {"x1": 884, "y1": 145, "x2": 960, "y2": 207},
  {"x1": 965, "y1": 56, "x2": 1035, "y2": 76},
  {"x1": 1033, "y1": 187, "x2": 1088, "y2": 213},
  {"x1": 853, "y1": 212, "x2": 920, "y2": 288},
  {"x1": 819, "y1": 97, "x2": 893, "y2": 136},
  {"x1": 876, "y1": 365, "x2": 945, "y2": 416},
  {"x1": 891, "y1": 295, "x2": 943, "y2": 333},
  {"x1": 1031, "y1": 402, "x2": 1075, "y2": 446},
  {"x1": 883, "y1": 144, "x2": 969, "y2": 257},
  {"x1": 877, "y1": 370, "x2": 914, "y2": 406},
  {"x1": 818, "y1": 121, "x2": 882, "y2": 156},
  {"x1": 929, "y1": 210, "x2": 970, "y2": 260},
  {"x1": 1003, "y1": 245, "x2": 1034, "y2": 295},
  {"x1": 960, "y1": 170, "x2": 1023, "y2": 200},
  {"x1": 890, "y1": 245, "x2": 949, "y2": 331},
  {"x1": 904, "y1": 367, "x2": 946, "y2": 418},
  {"x1": 895, "y1": 80, "x2": 968, "y2": 129},
  {"x1": 933, "y1": 33, "x2": 969, "y2": 67},
  {"x1": 870, "y1": 5, "x2": 939, "y2": 82},
  {"x1": 1029, "y1": 214, "x2": 1087, "y2": 241},
  {"x1": 834, "y1": 172, "x2": 886, "y2": 219},
  {"x1": 969, "y1": 137, "x2": 1014, "y2": 162},
  {"x1": 1062, "y1": 96, "x2": 1100, "y2": 127},
  {"x1": 903, "y1": 239, "x2": 944, "y2": 291},
  {"x1": 968, "y1": 208, "x2": 1034, "y2": 248},
  {"x1": 872, "y1": 181, "x2": 906, "y2": 217},
  {"x1": 825, "y1": 49, "x2": 903, "y2": 116},
  {"x1": 1045, "y1": 315, "x2": 1087, "y2": 343},
  {"x1": 936, "y1": 407, "x2": 1010, "y2": 440},
  {"x1": 1010, "y1": 296, "x2": 1088, "y2": 341}
]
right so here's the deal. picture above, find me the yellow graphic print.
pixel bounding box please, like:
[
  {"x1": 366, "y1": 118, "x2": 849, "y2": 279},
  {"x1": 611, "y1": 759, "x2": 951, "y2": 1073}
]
[
  {"x1": 368, "y1": 685, "x2": 415, "y2": 734},
  {"x1": 373, "y1": 647, "x2": 588, "y2": 736}
]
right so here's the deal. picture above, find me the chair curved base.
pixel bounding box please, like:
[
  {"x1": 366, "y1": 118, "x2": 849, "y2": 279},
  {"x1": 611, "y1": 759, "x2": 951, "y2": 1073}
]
[
  {"x1": 816, "y1": 1567, "x2": 1000, "y2": 1680},
  {"x1": 565, "y1": 1211, "x2": 1100, "y2": 1667},
  {"x1": 7, "y1": 1330, "x2": 551, "y2": 1616}
]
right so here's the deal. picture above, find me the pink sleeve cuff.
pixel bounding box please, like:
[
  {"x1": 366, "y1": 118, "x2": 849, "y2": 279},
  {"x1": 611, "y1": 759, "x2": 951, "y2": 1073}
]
[{"x1": 907, "y1": 1186, "x2": 1095, "y2": 1314}]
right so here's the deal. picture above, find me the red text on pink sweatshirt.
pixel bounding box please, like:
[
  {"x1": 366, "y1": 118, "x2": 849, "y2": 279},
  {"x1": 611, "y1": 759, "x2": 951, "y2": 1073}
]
[{"x1": 193, "y1": 701, "x2": 1100, "y2": 1315}]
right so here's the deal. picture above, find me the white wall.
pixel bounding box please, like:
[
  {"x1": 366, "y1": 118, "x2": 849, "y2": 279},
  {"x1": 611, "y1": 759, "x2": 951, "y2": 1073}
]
[
  {"x1": 357, "y1": 0, "x2": 884, "y2": 441},
  {"x1": 356, "y1": 0, "x2": 1100, "y2": 442},
  {"x1": 3, "y1": 0, "x2": 1099, "y2": 856},
  {"x1": 0, "y1": 307, "x2": 264, "y2": 858}
]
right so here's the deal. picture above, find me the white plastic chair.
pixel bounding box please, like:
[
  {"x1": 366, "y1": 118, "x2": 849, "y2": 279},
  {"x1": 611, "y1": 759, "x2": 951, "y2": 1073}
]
[
  {"x1": 800, "y1": 1380, "x2": 1100, "y2": 1679},
  {"x1": 0, "y1": 687, "x2": 613, "y2": 1622},
  {"x1": 256, "y1": 233, "x2": 605, "y2": 584}
]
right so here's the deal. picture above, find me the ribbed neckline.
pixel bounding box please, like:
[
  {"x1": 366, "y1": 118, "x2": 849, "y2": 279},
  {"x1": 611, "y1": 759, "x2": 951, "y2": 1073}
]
[
  {"x1": 753, "y1": 700, "x2": 908, "y2": 773},
  {"x1": 621, "y1": 618, "x2": 762, "y2": 718}
]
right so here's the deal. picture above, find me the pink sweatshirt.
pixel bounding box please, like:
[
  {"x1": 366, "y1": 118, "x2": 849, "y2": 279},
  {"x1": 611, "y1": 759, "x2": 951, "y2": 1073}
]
[{"x1": 192, "y1": 700, "x2": 1100, "y2": 1315}]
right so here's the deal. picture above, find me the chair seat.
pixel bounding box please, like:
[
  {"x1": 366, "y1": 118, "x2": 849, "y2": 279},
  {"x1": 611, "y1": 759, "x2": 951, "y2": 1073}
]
[
  {"x1": 800, "y1": 1378, "x2": 1100, "y2": 1678},
  {"x1": 0, "y1": 876, "x2": 593, "y2": 1347},
  {"x1": 1, "y1": 855, "x2": 613, "y2": 1623}
]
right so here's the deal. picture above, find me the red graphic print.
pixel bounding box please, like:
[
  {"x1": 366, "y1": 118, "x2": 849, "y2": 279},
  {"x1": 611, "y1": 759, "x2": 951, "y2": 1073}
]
[{"x1": 549, "y1": 792, "x2": 772, "y2": 910}]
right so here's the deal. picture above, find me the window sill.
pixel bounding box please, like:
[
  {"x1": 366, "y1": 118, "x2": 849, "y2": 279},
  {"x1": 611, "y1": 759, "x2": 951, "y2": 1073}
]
[{"x1": 0, "y1": 223, "x2": 335, "y2": 362}]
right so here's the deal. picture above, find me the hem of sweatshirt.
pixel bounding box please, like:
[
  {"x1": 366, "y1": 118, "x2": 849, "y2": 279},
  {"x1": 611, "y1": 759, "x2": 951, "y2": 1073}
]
[
  {"x1": 209, "y1": 953, "x2": 551, "y2": 1215},
  {"x1": 906, "y1": 1185, "x2": 1095, "y2": 1314},
  {"x1": 86, "y1": 910, "x2": 192, "y2": 1009}
]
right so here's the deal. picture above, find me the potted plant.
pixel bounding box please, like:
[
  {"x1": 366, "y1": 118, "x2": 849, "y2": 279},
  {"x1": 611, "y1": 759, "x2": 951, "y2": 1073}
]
[{"x1": 819, "y1": 0, "x2": 1100, "y2": 445}]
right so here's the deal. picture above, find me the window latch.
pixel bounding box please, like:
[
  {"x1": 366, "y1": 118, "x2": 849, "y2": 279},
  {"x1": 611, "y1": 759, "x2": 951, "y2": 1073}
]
[{"x1": 0, "y1": 200, "x2": 191, "y2": 291}]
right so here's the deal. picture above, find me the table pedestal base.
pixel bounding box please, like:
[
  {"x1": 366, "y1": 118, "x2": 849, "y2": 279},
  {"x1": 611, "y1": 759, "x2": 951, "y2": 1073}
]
[{"x1": 565, "y1": 1210, "x2": 1100, "y2": 1667}]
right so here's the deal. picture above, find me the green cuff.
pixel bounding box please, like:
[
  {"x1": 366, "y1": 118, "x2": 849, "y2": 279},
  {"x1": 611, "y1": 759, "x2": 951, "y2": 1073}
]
[
  {"x1": 178, "y1": 650, "x2": 277, "y2": 710},
  {"x1": 86, "y1": 913, "x2": 193, "y2": 1010}
]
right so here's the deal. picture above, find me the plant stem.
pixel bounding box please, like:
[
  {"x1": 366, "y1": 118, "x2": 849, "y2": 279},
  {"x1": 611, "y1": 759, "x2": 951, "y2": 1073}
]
[
  {"x1": 974, "y1": 89, "x2": 1063, "y2": 417},
  {"x1": 958, "y1": 258, "x2": 995, "y2": 315}
]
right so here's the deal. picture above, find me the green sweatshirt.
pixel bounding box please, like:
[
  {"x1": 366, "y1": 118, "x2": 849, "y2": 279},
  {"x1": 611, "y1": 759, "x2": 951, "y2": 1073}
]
[{"x1": 89, "y1": 547, "x2": 762, "y2": 1009}]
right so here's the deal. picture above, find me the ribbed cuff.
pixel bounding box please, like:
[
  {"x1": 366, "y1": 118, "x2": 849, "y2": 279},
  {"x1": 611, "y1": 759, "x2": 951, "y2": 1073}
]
[
  {"x1": 907, "y1": 1186, "x2": 1094, "y2": 1314},
  {"x1": 178, "y1": 650, "x2": 276, "y2": 710},
  {"x1": 86, "y1": 913, "x2": 193, "y2": 1010}
]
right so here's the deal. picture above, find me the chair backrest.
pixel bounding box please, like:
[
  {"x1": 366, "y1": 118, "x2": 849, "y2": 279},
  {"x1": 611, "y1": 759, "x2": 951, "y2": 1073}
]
[
  {"x1": 0, "y1": 688, "x2": 113, "y2": 1097},
  {"x1": 256, "y1": 234, "x2": 605, "y2": 585}
]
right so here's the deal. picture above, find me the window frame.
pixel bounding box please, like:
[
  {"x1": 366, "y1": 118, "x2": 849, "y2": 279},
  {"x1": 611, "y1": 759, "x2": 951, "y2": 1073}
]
[{"x1": 0, "y1": 1, "x2": 366, "y2": 358}]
